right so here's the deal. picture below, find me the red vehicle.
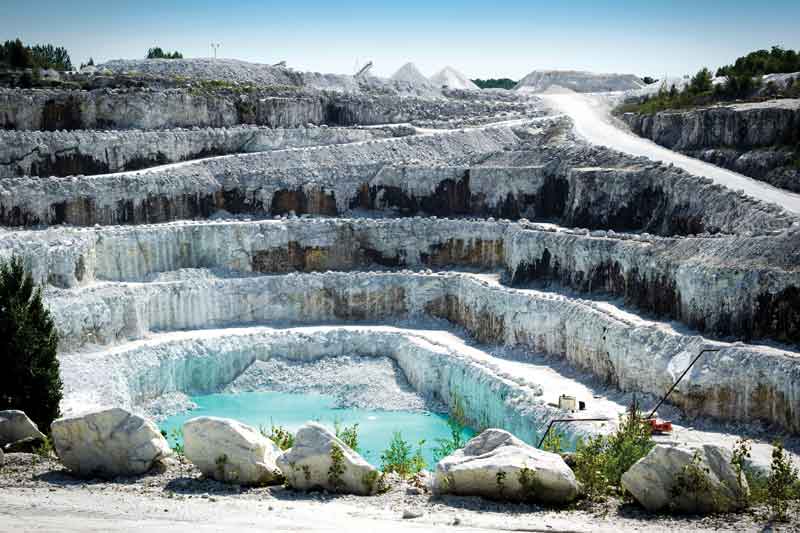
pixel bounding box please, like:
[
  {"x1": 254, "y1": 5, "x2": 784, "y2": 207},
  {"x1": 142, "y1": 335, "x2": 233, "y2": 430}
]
[{"x1": 647, "y1": 418, "x2": 673, "y2": 434}]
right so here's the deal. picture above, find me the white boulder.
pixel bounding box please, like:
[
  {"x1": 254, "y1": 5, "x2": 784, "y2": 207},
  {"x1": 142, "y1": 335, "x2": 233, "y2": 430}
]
[
  {"x1": 51, "y1": 408, "x2": 171, "y2": 478},
  {"x1": 276, "y1": 422, "x2": 381, "y2": 495},
  {"x1": 621, "y1": 444, "x2": 748, "y2": 514},
  {"x1": 0, "y1": 410, "x2": 46, "y2": 447},
  {"x1": 183, "y1": 417, "x2": 282, "y2": 485},
  {"x1": 434, "y1": 428, "x2": 579, "y2": 504}
]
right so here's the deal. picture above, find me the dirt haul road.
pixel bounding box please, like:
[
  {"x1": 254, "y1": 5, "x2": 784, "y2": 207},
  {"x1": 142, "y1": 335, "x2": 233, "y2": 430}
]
[{"x1": 540, "y1": 92, "x2": 800, "y2": 215}]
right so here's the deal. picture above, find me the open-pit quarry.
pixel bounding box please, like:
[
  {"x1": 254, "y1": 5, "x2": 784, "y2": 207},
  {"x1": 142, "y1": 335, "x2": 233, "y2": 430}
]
[{"x1": 2, "y1": 60, "x2": 800, "y2": 532}]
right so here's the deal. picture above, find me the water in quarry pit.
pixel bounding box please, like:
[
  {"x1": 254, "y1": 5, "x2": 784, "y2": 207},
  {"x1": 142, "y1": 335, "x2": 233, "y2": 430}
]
[{"x1": 159, "y1": 390, "x2": 475, "y2": 468}]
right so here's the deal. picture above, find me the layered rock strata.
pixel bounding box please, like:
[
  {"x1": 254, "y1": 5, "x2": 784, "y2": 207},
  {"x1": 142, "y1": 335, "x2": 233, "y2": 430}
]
[
  {"x1": 0, "y1": 125, "x2": 410, "y2": 178},
  {"x1": 0, "y1": 123, "x2": 792, "y2": 236}
]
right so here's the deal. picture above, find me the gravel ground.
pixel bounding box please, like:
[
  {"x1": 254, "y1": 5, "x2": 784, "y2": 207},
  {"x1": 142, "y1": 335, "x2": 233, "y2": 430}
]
[
  {"x1": 2, "y1": 452, "x2": 797, "y2": 532},
  {"x1": 223, "y1": 355, "x2": 436, "y2": 411}
]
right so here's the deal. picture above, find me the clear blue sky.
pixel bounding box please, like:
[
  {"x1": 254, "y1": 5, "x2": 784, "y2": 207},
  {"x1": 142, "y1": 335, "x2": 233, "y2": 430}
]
[{"x1": 3, "y1": 0, "x2": 799, "y2": 79}]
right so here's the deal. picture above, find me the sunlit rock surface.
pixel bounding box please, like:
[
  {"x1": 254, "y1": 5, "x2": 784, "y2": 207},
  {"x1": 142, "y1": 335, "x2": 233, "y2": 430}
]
[{"x1": 183, "y1": 416, "x2": 283, "y2": 485}]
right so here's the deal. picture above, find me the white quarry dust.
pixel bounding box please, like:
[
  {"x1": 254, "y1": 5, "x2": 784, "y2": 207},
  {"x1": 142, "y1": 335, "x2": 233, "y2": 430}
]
[
  {"x1": 541, "y1": 91, "x2": 800, "y2": 213},
  {"x1": 223, "y1": 355, "x2": 431, "y2": 411}
]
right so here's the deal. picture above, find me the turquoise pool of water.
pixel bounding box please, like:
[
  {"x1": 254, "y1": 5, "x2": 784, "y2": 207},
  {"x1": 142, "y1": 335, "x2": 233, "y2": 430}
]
[{"x1": 159, "y1": 391, "x2": 475, "y2": 468}]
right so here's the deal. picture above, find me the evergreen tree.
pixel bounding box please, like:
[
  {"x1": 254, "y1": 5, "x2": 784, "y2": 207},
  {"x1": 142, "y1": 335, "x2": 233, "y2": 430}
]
[
  {"x1": 688, "y1": 67, "x2": 713, "y2": 94},
  {"x1": 0, "y1": 258, "x2": 62, "y2": 431}
]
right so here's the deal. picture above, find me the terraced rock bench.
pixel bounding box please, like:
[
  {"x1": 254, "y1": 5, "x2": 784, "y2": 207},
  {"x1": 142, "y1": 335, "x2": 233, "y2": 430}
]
[{"x1": 47, "y1": 271, "x2": 800, "y2": 433}]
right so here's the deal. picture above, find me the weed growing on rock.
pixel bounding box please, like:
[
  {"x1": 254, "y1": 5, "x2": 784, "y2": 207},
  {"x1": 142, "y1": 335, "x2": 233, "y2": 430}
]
[
  {"x1": 496, "y1": 470, "x2": 507, "y2": 497},
  {"x1": 380, "y1": 432, "x2": 426, "y2": 478},
  {"x1": 334, "y1": 420, "x2": 359, "y2": 452},
  {"x1": 302, "y1": 464, "x2": 312, "y2": 482},
  {"x1": 262, "y1": 423, "x2": 294, "y2": 450},
  {"x1": 328, "y1": 444, "x2": 346, "y2": 492},
  {"x1": 671, "y1": 450, "x2": 716, "y2": 512},
  {"x1": 215, "y1": 454, "x2": 229, "y2": 480},
  {"x1": 518, "y1": 465, "x2": 542, "y2": 501}
]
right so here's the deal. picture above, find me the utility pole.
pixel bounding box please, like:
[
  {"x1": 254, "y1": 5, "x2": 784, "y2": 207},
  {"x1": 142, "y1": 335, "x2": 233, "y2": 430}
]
[{"x1": 210, "y1": 43, "x2": 220, "y2": 59}]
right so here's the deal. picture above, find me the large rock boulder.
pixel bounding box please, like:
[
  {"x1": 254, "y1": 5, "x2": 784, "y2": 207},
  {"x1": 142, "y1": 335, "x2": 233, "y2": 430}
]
[
  {"x1": 183, "y1": 417, "x2": 283, "y2": 485},
  {"x1": 434, "y1": 428, "x2": 579, "y2": 504},
  {"x1": 0, "y1": 447, "x2": 4, "y2": 468},
  {"x1": 51, "y1": 408, "x2": 171, "y2": 478},
  {"x1": 621, "y1": 444, "x2": 748, "y2": 514},
  {"x1": 276, "y1": 422, "x2": 381, "y2": 495},
  {"x1": 0, "y1": 410, "x2": 46, "y2": 447}
]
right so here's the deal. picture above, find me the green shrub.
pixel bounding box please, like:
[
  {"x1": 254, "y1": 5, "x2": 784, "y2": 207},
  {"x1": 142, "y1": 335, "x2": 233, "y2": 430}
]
[
  {"x1": 261, "y1": 423, "x2": 294, "y2": 450},
  {"x1": 334, "y1": 420, "x2": 359, "y2": 452},
  {"x1": 380, "y1": 432, "x2": 426, "y2": 478},
  {"x1": 171, "y1": 428, "x2": 184, "y2": 455},
  {"x1": 540, "y1": 428, "x2": 566, "y2": 454},
  {"x1": 571, "y1": 401, "x2": 655, "y2": 499},
  {"x1": 766, "y1": 442, "x2": 799, "y2": 521},
  {"x1": 730, "y1": 437, "x2": 752, "y2": 508},
  {"x1": 0, "y1": 258, "x2": 62, "y2": 431},
  {"x1": 432, "y1": 420, "x2": 467, "y2": 463}
]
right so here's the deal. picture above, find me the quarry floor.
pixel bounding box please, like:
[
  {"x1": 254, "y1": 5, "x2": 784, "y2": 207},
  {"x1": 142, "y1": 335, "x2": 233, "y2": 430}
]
[{"x1": 2, "y1": 453, "x2": 798, "y2": 532}]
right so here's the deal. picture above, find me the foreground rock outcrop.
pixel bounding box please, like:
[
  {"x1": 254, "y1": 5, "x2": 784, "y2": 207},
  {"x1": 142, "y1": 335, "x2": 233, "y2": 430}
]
[
  {"x1": 434, "y1": 428, "x2": 579, "y2": 504},
  {"x1": 0, "y1": 410, "x2": 46, "y2": 448},
  {"x1": 277, "y1": 422, "x2": 381, "y2": 495},
  {"x1": 183, "y1": 416, "x2": 283, "y2": 485},
  {"x1": 621, "y1": 444, "x2": 748, "y2": 514},
  {"x1": 51, "y1": 408, "x2": 171, "y2": 478}
]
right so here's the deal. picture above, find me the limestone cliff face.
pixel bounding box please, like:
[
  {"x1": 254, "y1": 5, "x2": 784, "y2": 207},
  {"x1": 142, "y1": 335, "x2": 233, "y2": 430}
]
[
  {"x1": 0, "y1": 88, "x2": 528, "y2": 131},
  {"x1": 621, "y1": 99, "x2": 800, "y2": 192},
  {"x1": 0, "y1": 126, "x2": 408, "y2": 178}
]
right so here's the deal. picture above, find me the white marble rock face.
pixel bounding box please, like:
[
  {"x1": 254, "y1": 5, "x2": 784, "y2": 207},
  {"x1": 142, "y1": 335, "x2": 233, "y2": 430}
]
[
  {"x1": 434, "y1": 428, "x2": 579, "y2": 504},
  {"x1": 0, "y1": 410, "x2": 46, "y2": 447},
  {"x1": 621, "y1": 443, "x2": 749, "y2": 514},
  {"x1": 276, "y1": 422, "x2": 381, "y2": 495},
  {"x1": 183, "y1": 416, "x2": 283, "y2": 485},
  {"x1": 50, "y1": 408, "x2": 171, "y2": 478}
]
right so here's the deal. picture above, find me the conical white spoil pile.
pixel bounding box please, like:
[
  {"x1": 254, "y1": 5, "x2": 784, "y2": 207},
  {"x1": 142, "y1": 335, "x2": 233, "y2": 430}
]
[
  {"x1": 430, "y1": 66, "x2": 480, "y2": 90},
  {"x1": 390, "y1": 62, "x2": 431, "y2": 86}
]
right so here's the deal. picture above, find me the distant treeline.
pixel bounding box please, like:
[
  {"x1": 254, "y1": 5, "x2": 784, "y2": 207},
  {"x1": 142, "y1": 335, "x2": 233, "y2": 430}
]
[
  {"x1": 147, "y1": 47, "x2": 183, "y2": 60},
  {"x1": 619, "y1": 45, "x2": 800, "y2": 115},
  {"x1": 471, "y1": 78, "x2": 517, "y2": 90},
  {"x1": 716, "y1": 46, "x2": 800, "y2": 77},
  {"x1": 0, "y1": 38, "x2": 72, "y2": 70}
]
